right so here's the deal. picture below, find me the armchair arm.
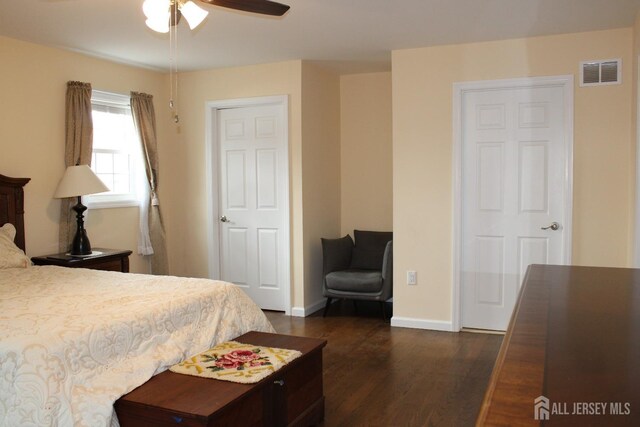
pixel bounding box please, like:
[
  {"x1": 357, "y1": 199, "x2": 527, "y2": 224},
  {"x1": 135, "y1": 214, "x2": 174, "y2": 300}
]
[
  {"x1": 381, "y1": 240, "x2": 393, "y2": 286},
  {"x1": 321, "y1": 235, "x2": 354, "y2": 276}
]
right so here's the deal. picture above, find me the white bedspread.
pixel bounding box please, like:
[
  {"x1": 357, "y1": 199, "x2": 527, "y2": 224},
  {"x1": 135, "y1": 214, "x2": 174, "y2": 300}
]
[{"x1": 0, "y1": 266, "x2": 274, "y2": 426}]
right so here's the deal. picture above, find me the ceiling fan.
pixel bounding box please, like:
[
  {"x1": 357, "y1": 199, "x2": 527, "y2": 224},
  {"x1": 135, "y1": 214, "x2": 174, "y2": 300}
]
[{"x1": 143, "y1": 0, "x2": 290, "y2": 33}]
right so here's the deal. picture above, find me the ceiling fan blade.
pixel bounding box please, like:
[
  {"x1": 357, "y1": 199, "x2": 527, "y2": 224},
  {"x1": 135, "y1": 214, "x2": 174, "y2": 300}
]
[{"x1": 200, "y1": 0, "x2": 290, "y2": 16}]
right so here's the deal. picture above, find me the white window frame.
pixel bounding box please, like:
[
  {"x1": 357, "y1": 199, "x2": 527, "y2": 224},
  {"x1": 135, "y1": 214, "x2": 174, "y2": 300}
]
[{"x1": 86, "y1": 90, "x2": 143, "y2": 209}]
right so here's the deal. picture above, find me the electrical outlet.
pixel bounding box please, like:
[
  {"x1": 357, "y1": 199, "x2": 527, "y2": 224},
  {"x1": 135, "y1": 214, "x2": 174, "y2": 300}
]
[{"x1": 407, "y1": 270, "x2": 417, "y2": 285}]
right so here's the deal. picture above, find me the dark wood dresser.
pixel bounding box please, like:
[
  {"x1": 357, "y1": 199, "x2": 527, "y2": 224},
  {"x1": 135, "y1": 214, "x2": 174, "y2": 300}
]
[
  {"x1": 477, "y1": 264, "x2": 640, "y2": 426},
  {"x1": 115, "y1": 332, "x2": 327, "y2": 427}
]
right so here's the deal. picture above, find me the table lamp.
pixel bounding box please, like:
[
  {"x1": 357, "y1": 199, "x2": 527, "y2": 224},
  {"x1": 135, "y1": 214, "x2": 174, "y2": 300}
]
[{"x1": 54, "y1": 165, "x2": 109, "y2": 256}]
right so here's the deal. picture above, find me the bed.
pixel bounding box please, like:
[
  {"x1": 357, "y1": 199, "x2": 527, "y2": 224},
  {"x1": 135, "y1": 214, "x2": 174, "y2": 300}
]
[{"x1": 0, "y1": 174, "x2": 275, "y2": 427}]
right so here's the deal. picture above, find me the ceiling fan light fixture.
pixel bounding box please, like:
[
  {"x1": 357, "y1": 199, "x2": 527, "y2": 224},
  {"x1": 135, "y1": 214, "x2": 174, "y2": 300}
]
[
  {"x1": 180, "y1": 1, "x2": 209, "y2": 30},
  {"x1": 145, "y1": 17, "x2": 170, "y2": 33},
  {"x1": 143, "y1": 0, "x2": 171, "y2": 33},
  {"x1": 143, "y1": 0, "x2": 169, "y2": 18}
]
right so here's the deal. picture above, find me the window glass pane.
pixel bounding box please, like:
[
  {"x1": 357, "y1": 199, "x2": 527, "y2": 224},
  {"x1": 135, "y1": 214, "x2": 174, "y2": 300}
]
[
  {"x1": 97, "y1": 174, "x2": 114, "y2": 193},
  {"x1": 113, "y1": 153, "x2": 130, "y2": 174},
  {"x1": 93, "y1": 110, "x2": 117, "y2": 150},
  {"x1": 95, "y1": 152, "x2": 114, "y2": 174},
  {"x1": 92, "y1": 108, "x2": 133, "y2": 152},
  {"x1": 92, "y1": 110, "x2": 108, "y2": 150},
  {"x1": 113, "y1": 174, "x2": 130, "y2": 194}
]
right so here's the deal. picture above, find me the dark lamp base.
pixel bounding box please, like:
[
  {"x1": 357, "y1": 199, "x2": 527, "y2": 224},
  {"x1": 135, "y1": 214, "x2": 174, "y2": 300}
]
[
  {"x1": 70, "y1": 228, "x2": 92, "y2": 256},
  {"x1": 70, "y1": 196, "x2": 92, "y2": 256}
]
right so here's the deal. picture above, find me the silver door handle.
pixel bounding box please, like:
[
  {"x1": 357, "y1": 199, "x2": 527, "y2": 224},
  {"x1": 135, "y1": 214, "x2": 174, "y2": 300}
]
[
  {"x1": 541, "y1": 222, "x2": 560, "y2": 231},
  {"x1": 220, "y1": 215, "x2": 229, "y2": 223}
]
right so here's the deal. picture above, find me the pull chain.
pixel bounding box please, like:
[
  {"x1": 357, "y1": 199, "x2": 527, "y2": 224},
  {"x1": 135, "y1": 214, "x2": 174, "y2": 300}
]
[{"x1": 169, "y1": 0, "x2": 179, "y2": 124}]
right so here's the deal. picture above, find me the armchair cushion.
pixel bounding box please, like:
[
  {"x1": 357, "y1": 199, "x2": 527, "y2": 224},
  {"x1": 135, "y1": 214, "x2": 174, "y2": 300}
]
[
  {"x1": 325, "y1": 270, "x2": 383, "y2": 293},
  {"x1": 350, "y1": 230, "x2": 393, "y2": 270},
  {"x1": 321, "y1": 234, "x2": 354, "y2": 275},
  {"x1": 350, "y1": 249, "x2": 383, "y2": 270}
]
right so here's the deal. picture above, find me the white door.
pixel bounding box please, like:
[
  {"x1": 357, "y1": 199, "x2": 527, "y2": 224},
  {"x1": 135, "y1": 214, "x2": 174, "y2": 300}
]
[
  {"x1": 218, "y1": 104, "x2": 288, "y2": 311},
  {"x1": 461, "y1": 82, "x2": 571, "y2": 330}
]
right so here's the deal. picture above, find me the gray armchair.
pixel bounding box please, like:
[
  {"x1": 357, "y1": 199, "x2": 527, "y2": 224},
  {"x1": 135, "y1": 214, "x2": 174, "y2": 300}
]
[{"x1": 321, "y1": 230, "x2": 393, "y2": 319}]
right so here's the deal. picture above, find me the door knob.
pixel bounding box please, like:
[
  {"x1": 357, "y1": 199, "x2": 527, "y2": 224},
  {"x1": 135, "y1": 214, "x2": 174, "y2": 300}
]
[
  {"x1": 220, "y1": 215, "x2": 229, "y2": 223},
  {"x1": 541, "y1": 222, "x2": 560, "y2": 231}
]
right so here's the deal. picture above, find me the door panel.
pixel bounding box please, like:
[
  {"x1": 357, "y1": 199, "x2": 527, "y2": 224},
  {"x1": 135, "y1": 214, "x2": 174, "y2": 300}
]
[
  {"x1": 257, "y1": 228, "x2": 278, "y2": 288},
  {"x1": 256, "y1": 149, "x2": 277, "y2": 209},
  {"x1": 477, "y1": 143, "x2": 504, "y2": 211},
  {"x1": 226, "y1": 227, "x2": 248, "y2": 286},
  {"x1": 461, "y1": 85, "x2": 568, "y2": 330},
  {"x1": 226, "y1": 151, "x2": 247, "y2": 208},
  {"x1": 518, "y1": 237, "x2": 549, "y2": 281},
  {"x1": 218, "y1": 104, "x2": 288, "y2": 310},
  {"x1": 474, "y1": 236, "x2": 504, "y2": 306}
]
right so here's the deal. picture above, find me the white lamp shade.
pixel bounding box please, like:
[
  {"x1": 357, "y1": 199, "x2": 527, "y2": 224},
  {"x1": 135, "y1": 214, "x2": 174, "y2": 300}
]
[
  {"x1": 143, "y1": 0, "x2": 170, "y2": 33},
  {"x1": 145, "y1": 17, "x2": 170, "y2": 33},
  {"x1": 143, "y1": 0, "x2": 169, "y2": 19},
  {"x1": 54, "y1": 165, "x2": 110, "y2": 199},
  {"x1": 180, "y1": 1, "x2": 209, "y2": 30}
]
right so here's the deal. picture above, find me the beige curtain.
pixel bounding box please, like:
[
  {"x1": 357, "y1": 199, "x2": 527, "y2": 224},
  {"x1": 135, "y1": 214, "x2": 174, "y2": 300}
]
[
  {"x1": 130, "y1": 92, "x2": 169, "y2": 275},
  {"x1": 58, "y1": 81, "x2": 93, "y2": 252}
]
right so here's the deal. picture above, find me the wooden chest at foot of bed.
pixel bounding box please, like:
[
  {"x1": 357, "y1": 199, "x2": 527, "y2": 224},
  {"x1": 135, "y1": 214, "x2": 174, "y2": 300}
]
[{"x1": 115, "y1": 332, "x2": 327, "y2": 427}]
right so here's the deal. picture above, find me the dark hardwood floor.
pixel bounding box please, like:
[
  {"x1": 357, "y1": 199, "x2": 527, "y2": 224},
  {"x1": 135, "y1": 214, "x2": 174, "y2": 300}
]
[{"x1": 265, "y1": 301, "x2": 503, "y2": 427}]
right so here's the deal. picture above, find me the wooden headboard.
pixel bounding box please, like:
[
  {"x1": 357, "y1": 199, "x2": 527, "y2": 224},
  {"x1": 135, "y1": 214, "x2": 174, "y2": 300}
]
[{"x1": 0, "y1": 174, "x2": 31, "y2": 252}]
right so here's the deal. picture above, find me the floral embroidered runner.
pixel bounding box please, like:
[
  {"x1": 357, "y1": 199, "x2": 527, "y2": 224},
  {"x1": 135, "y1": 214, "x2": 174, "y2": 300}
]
[{"x1": 169, "y1": 341, "x2": 302, "y2": 384}]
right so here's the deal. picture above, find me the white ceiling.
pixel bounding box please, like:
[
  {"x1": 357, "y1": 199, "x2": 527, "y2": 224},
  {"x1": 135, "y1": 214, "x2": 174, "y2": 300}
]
[{"x1": 1, "y1": 0, "x2": 640, "y2": 74}]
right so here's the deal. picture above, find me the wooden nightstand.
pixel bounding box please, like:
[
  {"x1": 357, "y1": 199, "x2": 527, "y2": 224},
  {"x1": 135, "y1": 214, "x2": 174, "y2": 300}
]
[{"x1": 31, "y1": 248, "x2": 133, "y2": 273}]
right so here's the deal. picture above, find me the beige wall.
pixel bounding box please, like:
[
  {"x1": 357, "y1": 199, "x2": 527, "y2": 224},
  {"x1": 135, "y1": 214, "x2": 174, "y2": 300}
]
[
  {"x1": 0, "y1": 36, "x2": 165, "y2": 273},
  {"x1": 5, "y1": 27, "x2": 635, "y2": 323},
  {"x1": 0, "y1": 40, "x2": 340, "y2": 312},
  {"x1": 632, "y1": 13, "x2": 640, "y2": 266},
  {"x1": 301, "y1": 62, "x2": 342, "y2": 308},
  {"x1": 168, "y1": 61, "x2": 341, "y2": 312},
  {"x1": 162, "y1": 61, "x2": 311, "y2": 308},
  {"x1": 340, "y1": 72, "x2": 393, "y2": 236},
  {"x1": 161, "y1": 60, "x2": 301, "y2": 278},
  {"x1": 392, "y1": 28, "x2": 634, "y2": 323}
]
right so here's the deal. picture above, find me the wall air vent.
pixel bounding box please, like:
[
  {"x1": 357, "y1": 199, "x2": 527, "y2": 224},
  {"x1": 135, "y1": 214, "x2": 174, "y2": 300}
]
[{"x1": 580, "y1": 59, "x2": 621, "y2": 87}]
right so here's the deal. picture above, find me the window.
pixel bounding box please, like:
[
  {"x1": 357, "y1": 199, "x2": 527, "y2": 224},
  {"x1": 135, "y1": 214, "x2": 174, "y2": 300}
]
[{"x1": 86, "y1": 91, "x2": 144, "y2": 208}]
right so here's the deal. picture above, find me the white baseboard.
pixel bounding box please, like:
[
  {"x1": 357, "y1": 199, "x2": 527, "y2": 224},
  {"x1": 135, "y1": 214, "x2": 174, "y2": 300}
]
[
  {"x1": 290, "y1": 298, "x2": 327, "y2": 317},
  {"x1": 290, "y1": 307, "x2": 306, "y2": 317},
  {"x1": 390, "y1": 316, "x2": 455, "y2": 332}
]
